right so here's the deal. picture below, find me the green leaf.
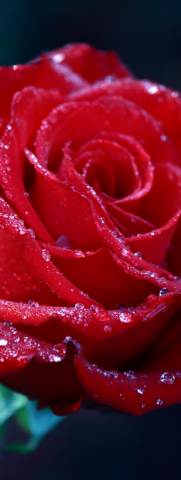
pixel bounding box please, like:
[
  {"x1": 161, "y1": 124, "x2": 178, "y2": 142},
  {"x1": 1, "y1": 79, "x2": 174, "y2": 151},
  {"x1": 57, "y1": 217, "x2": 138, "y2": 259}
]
[
  {"x1": 0, "y1": 385, "x2": 27, "y2": 426},
  {"x1": 0, "y1": 384, "x2": 65, "y2": 453},
  {"x1": 15, "y1": 401, "x2": 65, "y2": 452}
]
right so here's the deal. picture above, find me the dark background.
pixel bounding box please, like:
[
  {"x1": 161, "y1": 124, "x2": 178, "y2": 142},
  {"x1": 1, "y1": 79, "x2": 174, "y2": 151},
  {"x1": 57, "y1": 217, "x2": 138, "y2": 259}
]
[{"x1": 0, "y1": 0, "x2": 181, "y2": 478}]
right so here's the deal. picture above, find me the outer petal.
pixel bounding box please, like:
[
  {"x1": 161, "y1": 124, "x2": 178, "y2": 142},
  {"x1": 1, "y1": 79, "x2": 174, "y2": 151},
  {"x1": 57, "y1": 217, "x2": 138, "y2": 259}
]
[
  {"x1": 0, "y1": 87, "x2": 62, "y2": 240},
  {"x1": 0, "y1": 55, "x2": 87, "y2": 123},
  {"x1": 0, "y1": 292, "x2": 180, "y2": 369},
  {"x1": 75, "y1": 354, "x2": 181, "y2": 415},
  {"x1": 48, "y1": 43, "x2": 131, "y2": 83},
  {"x1": 0, "y1": 322, "x2": 82, "y2": 410},
  {"x1": 72, "y1": 78, "x2": 181, "y2": 154}
]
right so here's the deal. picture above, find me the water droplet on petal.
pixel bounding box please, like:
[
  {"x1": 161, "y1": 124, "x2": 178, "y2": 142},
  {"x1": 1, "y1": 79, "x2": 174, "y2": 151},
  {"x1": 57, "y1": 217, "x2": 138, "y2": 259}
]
[
  {"x1": 27, "y1": 300, "x2": 40, "y2": 307},
  {"x1": 133, "y1": 251, "x2": 142, "y2": 257},
  {"x1": 122, "y1": 248, "x2": 129, "y2": 256},
  {"x1": 160, "y1": 134, "x2": 167, "y2": 142},
  {"x1": 137, "y1": 387, "x2": 145, "y2": 395},
  {"x1": 42, "y1": 248, "x2": 51, "y2": 262},
  {"x1": 27, "y1": 228, "x2": 35, "y2": 239},
  {"x1": 119, "y1": 312, "x2": 130, "y2": 323},
  {"x1": 160, "y1": 372, "x2": 175, "y2": 385},
  {"x1": 49, "y1": 354, "x2": 63, "y2": 363},
  {"x1": 109, "y1": 371, "x2": 118, "y2": 379},
  {"x1": 0, "y1": 339, "x2": 7, "y2": 346},
  {"x1": 52, "y1": 53, "x2": 65, "y2": 63},
  {"x1": 159, "y1": 287, "x2": 169, "y2": 296},
  {"x1": 147, "y1": 85, "x2": 159, "y2": 94},
  {"x1": 156, "y1": 398, "x2": 164, "y2": 407},
  {"x1": 103, "y1": 324, "x2": 112, "y2": 333},
  {"x1": 144, "y1": 271, "x2": 156, "y2": 279},
  {"x1": 124, "y1": 370, "x2": 136, "y2": 380}
]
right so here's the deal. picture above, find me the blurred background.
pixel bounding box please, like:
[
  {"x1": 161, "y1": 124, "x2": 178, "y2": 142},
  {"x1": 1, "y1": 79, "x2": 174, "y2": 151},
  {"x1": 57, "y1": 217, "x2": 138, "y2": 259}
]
[{"x1": 0, "y1": 0, "x2": 181, "y2": 478}]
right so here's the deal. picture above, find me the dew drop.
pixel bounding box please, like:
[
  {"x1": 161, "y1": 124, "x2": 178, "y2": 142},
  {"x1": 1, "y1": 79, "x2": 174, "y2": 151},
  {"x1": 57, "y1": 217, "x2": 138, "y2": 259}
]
[
  {"x1": 160, "y1": 134, "x2": 167, "y2": 142},
  {"x1": 160, "y1": 372, "x2": 175, "y2": 385},
  {"x1": 27, "y1": 300, "x2": 40, "y2": 307},
  {"x1": 147, "y1": 85, "x2": 159, "y2": 94},
  {"x1": 137, "y1": 387, "x2": 145, "y2": 395},
  {"x1": 159, "y1": 287, "x2": 169, "y2": 296},
  {"x1": 27, "y1": 228, "x2": 35, "y2": 239},
  {"x1": 124, "y1": 370, "x2": 136, "y2": 380},
  {"x1": 49, "y1": 354, "x2": 63, "y2": 363},
  {"x1": 144, "y1": 271, "x2": 156, "y2": 279},
  {"x1": 133, "y1": 251, "x2": 142, "y2": 257},
  {"x1": 103, "y1": 324, "x2": 112, "y2": 333},
  {"x1": 122, "y1": 248, "x2": 129, "y2": 256},
  {"x1": 42, "y1": 248, "x2": 51, "y2": 262},
  {"x1": 119, "y1": 312, "x2": 130, "y2": 323},
  {"x1": 109, "y1": 371, "x2": 118, "y2": 379},
  {"x1": 0, "y1": 339, "x2": 7, "y2": 346},
  {"x1": 52, "y1": 53, "x2": 65, "y2": 63},
  {"x1": 156, "y1": 398, "x2": 164, "y2": 407}
]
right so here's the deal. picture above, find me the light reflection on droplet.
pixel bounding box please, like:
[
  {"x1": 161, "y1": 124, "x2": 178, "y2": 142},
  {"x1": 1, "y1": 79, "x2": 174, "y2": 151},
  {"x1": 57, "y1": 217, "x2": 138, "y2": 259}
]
[
  {"x1": 0, "y1": 339, "x2": 7, "y2": 346},
  {"x1": 160, "y1": 372, "x2": 175, "y2": 385},
  {"x1": 42, "y1": 248, "x2": 51, "y2": 262}
]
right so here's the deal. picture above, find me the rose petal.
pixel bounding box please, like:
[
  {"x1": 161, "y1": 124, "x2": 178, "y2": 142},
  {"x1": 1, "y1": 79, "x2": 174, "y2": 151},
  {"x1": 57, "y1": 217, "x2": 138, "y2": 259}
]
[
  {"x1": 0, "y1": 322, "x2": 81, "y2": 409},
  {"x1": 48, "y1": 43, "x2": 131, "y2": 83},
  {"x1": 72, "y1": 78, "x2": 181, "y2": 159},
  {"x1": 75, "y1": 354, "x2": 181, "y2": 414},
  {"x1": 127, "y1": 213, "x2": 180, "y2": 264},
  {"x1": 0, "y1": 197, "x2": 58, "y2": 303},
  {"x1": 0, "y1": 87, "x2": 62, "y2": 240}
]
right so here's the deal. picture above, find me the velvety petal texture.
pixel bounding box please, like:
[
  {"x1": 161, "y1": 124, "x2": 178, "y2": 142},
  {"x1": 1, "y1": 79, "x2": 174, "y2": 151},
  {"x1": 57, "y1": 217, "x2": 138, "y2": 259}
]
[{"x1": 0, "y1": 43, "x2": 180, "y2": 415}]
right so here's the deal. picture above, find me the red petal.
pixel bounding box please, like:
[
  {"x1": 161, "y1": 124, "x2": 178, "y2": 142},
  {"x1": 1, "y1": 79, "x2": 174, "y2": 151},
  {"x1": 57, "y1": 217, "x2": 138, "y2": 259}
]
[
  {"x1": 0, "y1": 55, "x2": 87, "y2": 122},
  {"x1": 0, "y1": 293, "x2": 179, "y2": 369},
  {"x1": 127, "y1": 213, "x2": 180, "y2": 264},
  {"x1": 27, "y1": 149, "x2": 102, "y2": 249},
  {"x1": 0, "y1": 322, "x2": 81, "y2": 407},
  {"x1": 0, "y1": 197, "x2": 57, "y2": 303},
  {"x1": 75, "y1": 354, "x2": 181, "y2": 414},
  {"x1": 48, "y1": 43, "x2": 131, "y2": 83},
  {"x1": 0, "y1": 87, "x2": 62, "y2": 240},
  {"x1": 84, "y1": 78, "x2": 181, "y2": 158}
]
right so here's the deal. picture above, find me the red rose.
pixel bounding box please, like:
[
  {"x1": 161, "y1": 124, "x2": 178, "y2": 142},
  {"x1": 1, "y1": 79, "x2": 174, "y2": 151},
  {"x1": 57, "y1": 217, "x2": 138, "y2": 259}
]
[{"x1": 0, "y1": 43, "x2": 181, "y2": 415}]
